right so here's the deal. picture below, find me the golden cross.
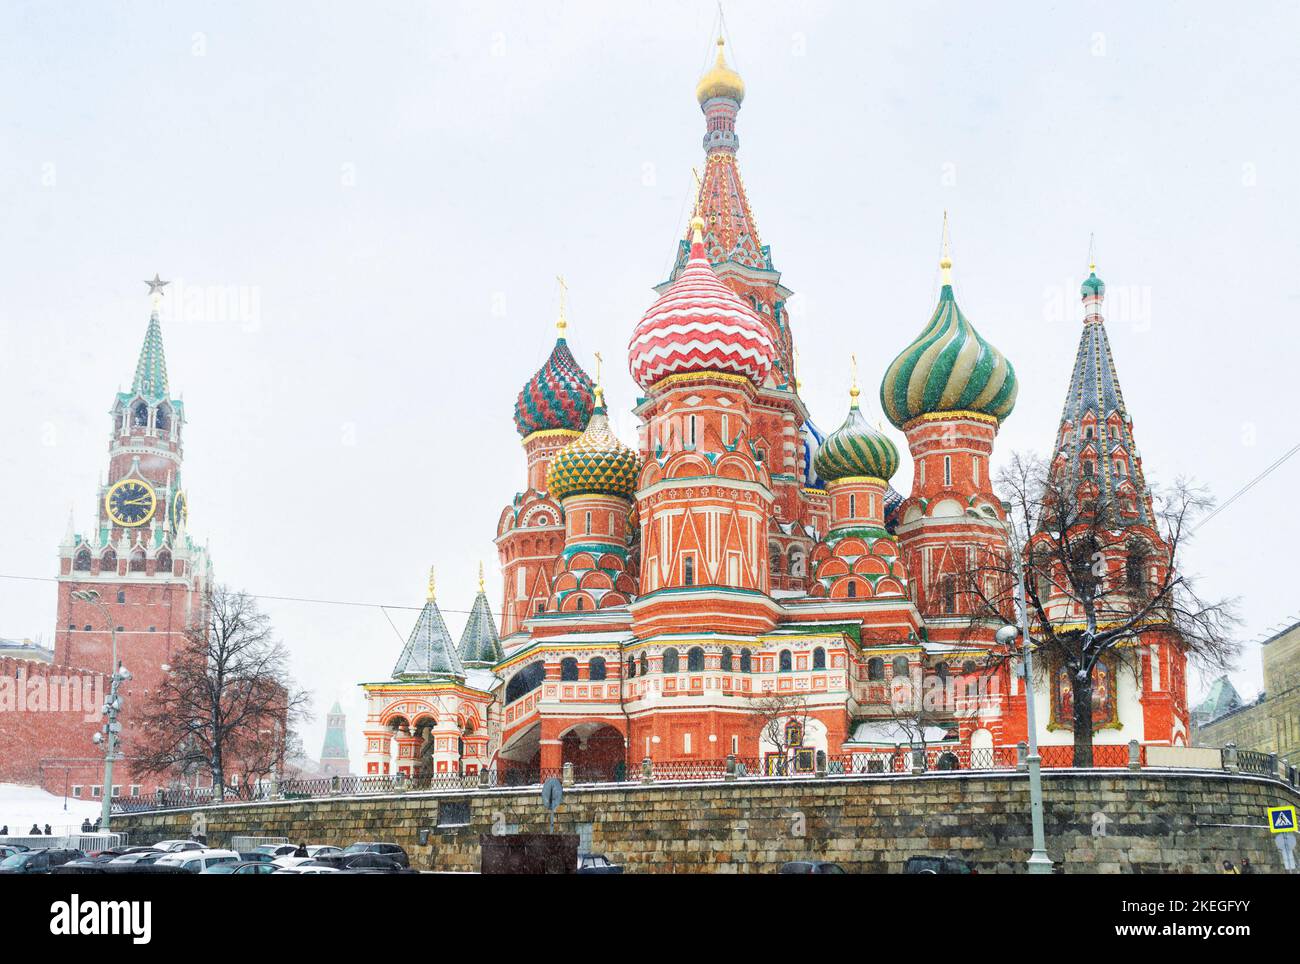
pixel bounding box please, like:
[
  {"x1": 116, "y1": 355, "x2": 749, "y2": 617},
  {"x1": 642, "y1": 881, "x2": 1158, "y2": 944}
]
[
  {"x1": 426, "y1": 565, "x2": 436, "y2": 602},
  {"x1": 555, "y1": 275, "x2": 568, "y2": 334},
  {"x1": 594, "y1": 351, "x2": 603, "y2": 387}
]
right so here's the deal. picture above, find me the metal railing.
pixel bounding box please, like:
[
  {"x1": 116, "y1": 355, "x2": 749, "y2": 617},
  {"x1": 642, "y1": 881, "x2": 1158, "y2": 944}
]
[{"x1": 109, "y1": 740, "x2": 1299, "y2": 813}]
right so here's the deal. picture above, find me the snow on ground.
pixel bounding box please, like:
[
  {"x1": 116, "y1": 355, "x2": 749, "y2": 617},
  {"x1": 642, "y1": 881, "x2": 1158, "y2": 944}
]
[{"x1": 0, "y1": 783, "x2": 104, "y2": 836}]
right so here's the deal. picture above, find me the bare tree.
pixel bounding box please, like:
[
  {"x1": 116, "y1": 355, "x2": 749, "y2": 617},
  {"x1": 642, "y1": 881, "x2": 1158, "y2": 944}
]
[
  {"x1": 132, "y1": 585, "x2": 311, "y2": 798},
  {"x1": 745, "y1": 690, "x2": 812, "y2": 775},
  {"x1": 959, "y1": 452, "x2": 1239, "y2": 766}
]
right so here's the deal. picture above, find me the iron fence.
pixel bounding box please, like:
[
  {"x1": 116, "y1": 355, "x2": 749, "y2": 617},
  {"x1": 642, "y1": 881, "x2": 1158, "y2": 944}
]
[{"x1": 109, "y1": 740, "x2": 1293, "y2": 813}]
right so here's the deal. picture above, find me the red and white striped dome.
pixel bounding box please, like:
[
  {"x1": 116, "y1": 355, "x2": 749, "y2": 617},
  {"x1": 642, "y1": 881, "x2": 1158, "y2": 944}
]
[{"x1": 628, "y1": 220, "x2": 776, "y2": 391}]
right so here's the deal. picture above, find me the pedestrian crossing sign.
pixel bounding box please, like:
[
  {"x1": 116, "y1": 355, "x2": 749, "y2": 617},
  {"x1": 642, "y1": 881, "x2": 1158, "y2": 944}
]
[{"x1": 1267, "y1": 805, "x2": 1297, "y2": 833}]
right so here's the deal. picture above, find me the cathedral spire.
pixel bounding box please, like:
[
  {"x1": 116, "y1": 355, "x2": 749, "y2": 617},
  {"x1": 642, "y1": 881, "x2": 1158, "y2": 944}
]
[
  {"x1": 393, "y1": 566, "x2": 464, "y2": 680},
  {"x1": 1049, "y1": 257, "x2": 1149, "y2": 525},
  {"x1": 133, "y1": 276, "x2": 170, "y2": 400}
]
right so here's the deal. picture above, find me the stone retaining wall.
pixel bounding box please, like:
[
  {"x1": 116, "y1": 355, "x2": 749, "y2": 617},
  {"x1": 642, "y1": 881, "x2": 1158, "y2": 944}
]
[{"x1": 114, "y1": 769, "x2": 1300, "y2": 873}]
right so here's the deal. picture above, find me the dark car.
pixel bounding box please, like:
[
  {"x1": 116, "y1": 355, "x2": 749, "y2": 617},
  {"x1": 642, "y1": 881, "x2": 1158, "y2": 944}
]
[
  {"x1": 53, "y1": 861, "x2": 192, "y2": 875},
  {"x1": 778, "y1": 861, "x2": 848, "y2": 874},
  {"x1": 577, "y1": 853, "x2": 624, "y2": 875},
  {"x1": 341, "y1": 842, "x2": 409, "y2": 868},
  {"x1": 903, "y1": 855, "x2": 975, "y2": 874},
  {"x1": 0, "y1": 848, "x2": 84, "y2": 875},
  {"x1": 203, "y1": 861, "x2": 279, "y2": 875},
  {"x1": 309, "y1": 852, "x2": 410, "y2": 873}
]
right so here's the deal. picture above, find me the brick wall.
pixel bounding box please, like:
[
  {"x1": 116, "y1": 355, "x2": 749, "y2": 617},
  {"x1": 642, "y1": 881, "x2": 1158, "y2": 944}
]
[{"x1": 113, "y1": 770, "x2": 1300, "y2": 873}]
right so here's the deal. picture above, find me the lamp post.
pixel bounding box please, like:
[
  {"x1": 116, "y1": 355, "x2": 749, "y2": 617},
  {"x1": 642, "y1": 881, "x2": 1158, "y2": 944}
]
[
  {"x1": 71, "y1": 589, "x2": 131, "y2": 830},
  {"x1": 995, "y1": 527, "x2": 1054, "y2": 874}
]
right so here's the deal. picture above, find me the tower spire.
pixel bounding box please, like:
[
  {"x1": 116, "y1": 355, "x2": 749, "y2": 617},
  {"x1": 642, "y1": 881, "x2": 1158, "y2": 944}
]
[
  {"x1": 133, "y1": 275, "x2": 171, "y2": 399},
  {"x1": 426, "y1": 565, "x2": 436, "y2": 601},
  {"x1": 849, "y1": 353, "x2": 861, "y2": 408},
  {"x1": 555, "y1": 274, "x2": 569, "y2": 337},
  {"x1": 940, "y1": 212, "x2": 953, "y2": 287}
]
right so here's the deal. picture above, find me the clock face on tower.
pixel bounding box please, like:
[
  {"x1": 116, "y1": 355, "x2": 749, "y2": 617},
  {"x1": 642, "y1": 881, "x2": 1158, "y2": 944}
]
[{"x1": 105, "y1": 478, "x2": 157, "y2": 527}]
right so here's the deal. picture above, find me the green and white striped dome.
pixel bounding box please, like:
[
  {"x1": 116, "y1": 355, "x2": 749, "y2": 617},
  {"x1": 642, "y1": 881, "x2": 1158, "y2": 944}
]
[
  {"x1": 879, "y1": 279, "x2": 1017, "y2": 430},
  {"x1": 814, "y1": 388, "x2": 900, "y2": 483}
]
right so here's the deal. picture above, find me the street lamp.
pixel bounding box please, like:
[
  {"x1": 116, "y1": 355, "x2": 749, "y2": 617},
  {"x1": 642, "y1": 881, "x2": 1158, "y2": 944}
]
[
  {"x1": 994, "y1": 533, "x2": 1054, "y2": 874},
  {"x1": 71, "y1": 589, "x2": 131, "y2": 830}
]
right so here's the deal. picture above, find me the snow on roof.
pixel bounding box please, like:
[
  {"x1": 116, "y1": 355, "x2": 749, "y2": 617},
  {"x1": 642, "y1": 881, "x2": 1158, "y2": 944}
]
[{"x1": 845, "y1": 721, "x2": 953, "y2": 745}]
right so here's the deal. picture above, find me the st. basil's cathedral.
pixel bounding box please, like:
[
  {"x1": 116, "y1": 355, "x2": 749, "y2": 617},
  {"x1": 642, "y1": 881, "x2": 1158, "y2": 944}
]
[
  {"x1": 0, "y1": 33, "x2": 1188, "y2": 797},
  {"x1": 357, "y1": 37, "x2": 1190, "y2": 783}
]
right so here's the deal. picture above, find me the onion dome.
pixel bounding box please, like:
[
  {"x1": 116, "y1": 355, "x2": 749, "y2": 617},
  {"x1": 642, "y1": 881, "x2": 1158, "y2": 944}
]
[
  {"x1": 815, "y1": 376, "x2": 900, "y2": 483},
  {"x1": 1081, "y1": 263, "x2": 1105, "y2": 298},
  {"x1": 879, "y1": 222, "x2": 1017, "y2": 429},
  {"x1": 696, "y1": 36, "x2": 745, "y2": 105},
  {"x1": 546, "y1": 387, "x2": 642, "y2": 501},
  {"x1": 513, "y1": 310, "x2": 595, "y2": 438},
  {"x1": 800, "y1": 417, "x2": 826, "y2": 489},
  {"x1": 628, "y1": 216, "x2": 776, "y2": 390}
]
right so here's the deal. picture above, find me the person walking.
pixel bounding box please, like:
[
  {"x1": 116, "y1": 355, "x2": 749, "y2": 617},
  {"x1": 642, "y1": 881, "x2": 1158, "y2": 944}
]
[{"x1": 1220, "y1": 859, "x2": 1239, "y2": 874}]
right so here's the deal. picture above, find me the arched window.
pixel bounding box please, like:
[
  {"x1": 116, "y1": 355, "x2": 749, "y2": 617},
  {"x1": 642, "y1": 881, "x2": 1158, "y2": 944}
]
[
  {"x1": 720, "y1": 647, "x2": 734, "y2": 671},
  {"x1": 156, "y1": 550, "x2": 172, "y2": 574},
  {"x1": 935, "y1": 663, "x2": 950, "y2": 682},
  {"x1": 101, "y1": 549, "x2": 117, "y2": 571},
  {"x1": 687, "y1": 647, "x2": 704, "y2": 672},
  {"x1": 662, "y1": 648, "x2": 680, "y2": 674},
  {"x1": 892, "y1": 655, "x2": 909, "y2": 677},
  {"x1": 937, "y1": 752, "x2": 960, "y2": 771},
  {"x1": 560, "y1": 657, "x2": 579, "y2": 682},
  {"x1": 575, "y1": 596, "x2": 585, "y2": 611},
  {"x1": 129, "y1": 548, "x2": 147, "y2": 572},
  {"x1": 154, "y1": 405, "x2": 171, "y2": 432},
  {"x1": 813, "y1": 647, "x2": 826, "y2": 670},
  {"x1": 639, "y1": 652, "x2": 648, "y2": 676},
  {"x1": 505, "y1": 662, "x2": 545, "y2": 703},
  {"x1": 769, "y1": 543, "x2": 783, "y2": 574},
  {"x1": 847, "y1": 579, "x2": 857, "y2": 599},
  {"x1": 962, "y1": 660, "x2": 977, "y2": 675},
  {"x1": 588, "y1": 657, "x2": 606, "y2": 681},
  {"x1": 942, "y1": 575, "x2": 957, "y2": 614},
  {"x1": 131, "y1": 402, "x2": 149, "y2": 428},
  {"x1": 739, "y1": 648, "x2": 753, "y2": 673},
  {"x1": 868, "y1": 657, "x2": 885, "y2": 681},
  {"x1": 682, "y1": 556, "x2": 695, "y2": 586},
  {"x1": 779, "y1": 650, "x2": 792, "y2": 672},
  {"x1": 788, "y1": 547, "x2": 805, "y2": 577},
  {"x1": 73, "y1": 548, "x2": 92, "y2": 571},
  {"x1": 626, "y1": 656, "x2": 636, "y2": 679},
  {"x1": 1125, "y1": 540, "x2": 1148, "y2": 591}
]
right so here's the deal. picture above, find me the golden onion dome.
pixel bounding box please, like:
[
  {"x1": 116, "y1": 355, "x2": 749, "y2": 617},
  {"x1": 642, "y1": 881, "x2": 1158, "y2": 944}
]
[{"x1": 696, "y1": 37, "x2": 745, "y2": 105}]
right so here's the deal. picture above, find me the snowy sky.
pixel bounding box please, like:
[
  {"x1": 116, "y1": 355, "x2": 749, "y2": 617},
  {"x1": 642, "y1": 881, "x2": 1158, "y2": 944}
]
[{"x1": 2, "y1": 1, "x2": 1297, "y2": 759}]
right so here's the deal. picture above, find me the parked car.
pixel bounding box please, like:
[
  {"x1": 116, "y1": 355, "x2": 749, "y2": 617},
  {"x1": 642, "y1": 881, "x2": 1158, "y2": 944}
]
[
  {"x1": 107, "y1": 850, "x2": 166, "y2": 866},
  {"x1": 903, "y1": 855, "x2": 975, "y2": 874},
  {"x1": 577, "y1": 853, "x2": 624, "y2": 875},
  {"x1": 308, "y1": 852, "x2": 410, "y2": 873},
  {"x1": 0, "y1": 848, "x2": 84, "y2": 874},
  {"x1": 155, "y1": 848, "x2": 240, "y2": 873},
  {"x1": 0, "y1": 845, "x2": 31, "y2": 859},
  {"x1": 273, "y1": 864, "x2": 341, "y2": 874},
  {"x1": 237, "y1": 851, "x2": 276, "y2": 864},
  {"x1": 253, "y1": 844, "x2": 300, "y2": 859},
  {"x1": 340, "y1": 842, "x2": 409, "y2": 868},
  {"x1": 153, "y1": 839, "x2": 204, "y2": 853},
  {"x1": 272, "y1": 845, "x2": 343, "y2": 869},
  {"x1": 88, "y1": 845, "x2": 158, "y2": 861},
  {"x1": 778, "y1": 861, "x2": 848, "y2": 874},
  {"x1": 202, "y1": 860, "x2": 280, "y2": 875}
]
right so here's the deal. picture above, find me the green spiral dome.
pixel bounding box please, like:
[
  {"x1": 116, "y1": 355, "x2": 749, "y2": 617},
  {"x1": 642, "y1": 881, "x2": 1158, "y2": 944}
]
[
  {"x1": 879, "y1": 284, "x2": 1018, "y2": 429},
  {"x1": 814, "y1": 395, "x2": 900, "y2": 483}
]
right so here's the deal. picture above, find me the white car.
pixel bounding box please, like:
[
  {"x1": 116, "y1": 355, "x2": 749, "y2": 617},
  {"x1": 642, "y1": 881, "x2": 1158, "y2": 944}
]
[
  {"x1": 272, "y1": 846, "x2": 343, "y2": 868},
  {"x1": 154, "y1": 839, "x2": 203, "y2": 853},
  {"x1": 156, "y1": 848, "x2": 240, "y2": 873},
  {"x1": 108, "y1": 850, "x2": 165, "y2": 866}
]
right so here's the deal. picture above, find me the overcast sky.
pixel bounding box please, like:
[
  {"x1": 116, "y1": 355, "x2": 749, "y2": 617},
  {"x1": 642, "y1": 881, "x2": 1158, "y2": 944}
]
[{"x1": 2, "y1": 1, "x2": 1297, "y2": 759}]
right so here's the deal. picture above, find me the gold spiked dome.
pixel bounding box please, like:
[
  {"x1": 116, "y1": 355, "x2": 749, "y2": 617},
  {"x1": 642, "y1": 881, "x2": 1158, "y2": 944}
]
[{"x1": 696, "y1": 36, "x2": 745, "y2": 105}]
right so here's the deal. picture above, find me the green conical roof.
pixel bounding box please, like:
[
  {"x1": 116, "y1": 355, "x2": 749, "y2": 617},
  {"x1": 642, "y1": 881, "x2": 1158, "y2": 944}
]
[
  {"x1": 814, "y1": 392, "x2": 900, "y2": 483},
  {"x1": 392, "y1": 595, "x2": 465, "y2": 680},
  {"x1": 132, "y1": 309, "x2": 170, "y2": 400},
  {"x1": 457, "y1": 589, "x2": 503, "y2": 667},
  {"x1": 1080, "y1": 271, "x2": 1105, "y2": 297},
  {"x1": 880, "y1": 284, "x2": 1017, "y2": 429}
]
